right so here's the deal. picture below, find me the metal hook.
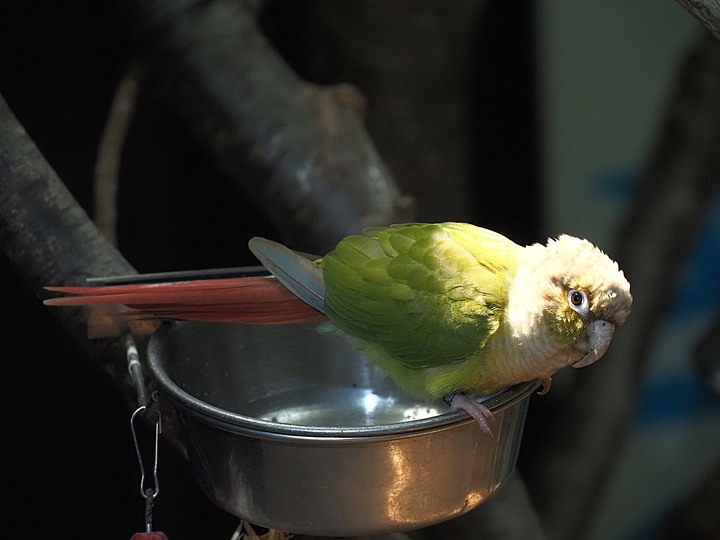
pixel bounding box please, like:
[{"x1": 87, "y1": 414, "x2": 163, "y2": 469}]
[
  {"x1": 125, "y1": 333, "x2": 164, "y2": 532},
  {"x1": 131, "y1": 405, "x2": 162, "y2": 500}
]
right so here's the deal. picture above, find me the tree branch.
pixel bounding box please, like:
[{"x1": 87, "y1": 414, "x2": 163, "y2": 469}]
[
  {"x1": 677, "y1": 0, "x2": 720, "y2": 41},
  {"x1": 0, "y1": 93, "x2": 133, "y2": 359},
  {"x1": 119, "y1": 0, "x2": 411, "y2": 252},
  {"x1": 0, "y1": 93, "x2": 192, "y2": 454}
]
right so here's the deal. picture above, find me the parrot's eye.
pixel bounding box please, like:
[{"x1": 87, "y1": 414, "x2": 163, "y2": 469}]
[{"x1": 568, "y1": 289, "x2": 589, "y2": 314}]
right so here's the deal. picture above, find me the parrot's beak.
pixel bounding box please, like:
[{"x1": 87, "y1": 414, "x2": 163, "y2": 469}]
[{"x1": 572, "y1": 320, "x2": 616, "y2": 368}]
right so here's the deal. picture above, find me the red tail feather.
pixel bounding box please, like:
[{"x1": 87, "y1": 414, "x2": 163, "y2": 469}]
[{"x1": 44, "y1": 277, "x2": 325, "y2": 324}]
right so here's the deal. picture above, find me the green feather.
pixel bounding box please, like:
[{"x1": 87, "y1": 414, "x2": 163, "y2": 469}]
[{"x1": 322, "y1": 223, "x2": 522, "y2": 393}]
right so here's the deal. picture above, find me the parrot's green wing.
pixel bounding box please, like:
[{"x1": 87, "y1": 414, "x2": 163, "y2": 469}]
[{"x1": 321, "y1": 222, "x2": 522, "y2": 369}]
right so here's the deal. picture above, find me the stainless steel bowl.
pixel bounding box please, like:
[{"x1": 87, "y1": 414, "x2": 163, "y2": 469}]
[{"x1": 147, "y1": 321, "x2": 538, "y2": 536}]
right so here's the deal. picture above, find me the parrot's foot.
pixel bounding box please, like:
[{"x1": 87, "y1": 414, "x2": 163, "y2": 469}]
[
  {"x1": 537, "y1": 377, "x2": 552, "y2": 395},
  {"x1": 444, "y1": 392, "x2": 495, "y2": 437}
]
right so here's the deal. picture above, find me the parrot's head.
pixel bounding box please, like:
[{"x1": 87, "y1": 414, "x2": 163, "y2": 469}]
[{"x1": 512, "y1": 235, "x2": 632, "y2": 370}]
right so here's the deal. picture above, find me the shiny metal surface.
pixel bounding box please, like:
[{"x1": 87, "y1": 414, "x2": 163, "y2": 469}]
[{"x1": 147, "y1": 321, "x2": 537, "y2": 536}]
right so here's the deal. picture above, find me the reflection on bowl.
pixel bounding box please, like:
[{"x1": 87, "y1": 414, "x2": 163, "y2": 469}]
[{"x1": 148, "y1": 321, "x2": 538, "y2": 536}]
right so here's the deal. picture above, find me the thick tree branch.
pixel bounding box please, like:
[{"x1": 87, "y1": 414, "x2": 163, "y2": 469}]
[
  {"x1": 0, "y1": 93, "x2": 133, "y2": 357},
  {"x1": 0, "y1": 93, "x2": 190, "y2": 453},
  {"x1": 299, "y1": 0, "x2": 489, "y2": 225},
  {"x1": 678, "y1": 0, "x2": 720, "y2": 41},
  {"x1": 119, "y1": 0, "x2": 411, "y2": 252}
]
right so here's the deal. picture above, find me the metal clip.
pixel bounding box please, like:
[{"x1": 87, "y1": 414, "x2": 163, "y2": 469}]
[
  {"x1": 126, "y1": 334, "x2": 162, "y2": 532},
  {"x1": 131, "y1": 405, "x2": 161, "y2": 502}
]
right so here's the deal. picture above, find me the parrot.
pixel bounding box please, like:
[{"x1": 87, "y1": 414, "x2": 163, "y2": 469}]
[{"x1": 45, "y1": 222, "x2": 632, "y2": 435}]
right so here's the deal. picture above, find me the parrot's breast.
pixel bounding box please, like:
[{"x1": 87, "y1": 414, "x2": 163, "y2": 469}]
[{"x1": 481, "y1": 321, "x2": 582, "y2": 389}]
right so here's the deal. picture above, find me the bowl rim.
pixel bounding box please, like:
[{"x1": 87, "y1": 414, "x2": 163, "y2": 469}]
[{"x1": 147, "y1": 322, "x2": 540, "y2": 440}]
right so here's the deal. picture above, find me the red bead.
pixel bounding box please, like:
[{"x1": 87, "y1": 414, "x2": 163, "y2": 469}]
[{"x1": 130, "y1": 533, "x2": 168, "y2": 540}]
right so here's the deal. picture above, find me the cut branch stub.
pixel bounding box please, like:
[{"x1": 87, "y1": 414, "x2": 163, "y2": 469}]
[{"x1": 121, "y1": 0, "x2": 412, "y2": 252}]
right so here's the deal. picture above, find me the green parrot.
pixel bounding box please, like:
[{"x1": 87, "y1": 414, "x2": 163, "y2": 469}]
[{"x1": 46, "y1": 222, "x2": 632, "y2": 435}]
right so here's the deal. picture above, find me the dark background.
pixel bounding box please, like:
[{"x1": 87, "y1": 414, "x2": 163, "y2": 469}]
[{"x1": 0, "y1": 1, "x2": 539, "y2": 538}]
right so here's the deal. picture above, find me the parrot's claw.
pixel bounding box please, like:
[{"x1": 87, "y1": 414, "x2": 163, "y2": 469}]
[
  {"x1": 537, "y1": 377, "x2": 552, "y2": 395},
  {"x1": 444, "y1": 392, "x2": 495, "y2": 438}
]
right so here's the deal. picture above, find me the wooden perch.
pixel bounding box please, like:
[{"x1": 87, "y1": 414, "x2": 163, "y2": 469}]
[
  {"x1": 118, "y1": 0, "x2": 411, "y2": 252},
  {"x1": 0, "y1": 93, "x2": 193, "y2": 453},
  {"x1": 0, "y1": 95, "x2": 135, "y2": 372}
]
